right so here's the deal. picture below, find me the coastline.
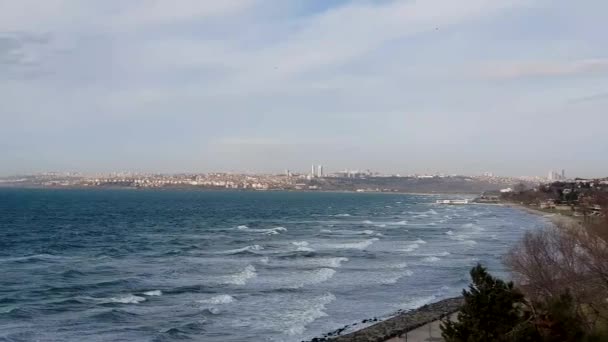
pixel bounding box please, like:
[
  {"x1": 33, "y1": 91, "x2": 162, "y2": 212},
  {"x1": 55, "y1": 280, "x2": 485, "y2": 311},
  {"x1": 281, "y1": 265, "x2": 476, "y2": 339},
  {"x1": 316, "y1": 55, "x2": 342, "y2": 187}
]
[
  {"x1": 310, "y1": 202, "x2": 561, "y2": 342},
  {"x1": 307, "y1": 297, "x2": 463, "y2": 342}
]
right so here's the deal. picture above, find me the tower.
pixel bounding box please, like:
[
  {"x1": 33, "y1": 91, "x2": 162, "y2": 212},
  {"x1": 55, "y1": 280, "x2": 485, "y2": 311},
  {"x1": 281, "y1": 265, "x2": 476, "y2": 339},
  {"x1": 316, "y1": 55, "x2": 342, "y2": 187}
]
[
  {"x1": 311, "y1": 164, "x2": 316, "y2": 178},
  {"x1": 317, "y1": 165, "x2": 324, "y2": 178}
]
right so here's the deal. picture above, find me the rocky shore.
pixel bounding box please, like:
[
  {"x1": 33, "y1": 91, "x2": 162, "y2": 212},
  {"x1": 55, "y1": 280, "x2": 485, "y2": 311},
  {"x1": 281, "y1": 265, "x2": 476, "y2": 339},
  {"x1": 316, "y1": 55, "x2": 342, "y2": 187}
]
[{"x1": 307, "y1": 297, "x2": 463, "y2": 342}]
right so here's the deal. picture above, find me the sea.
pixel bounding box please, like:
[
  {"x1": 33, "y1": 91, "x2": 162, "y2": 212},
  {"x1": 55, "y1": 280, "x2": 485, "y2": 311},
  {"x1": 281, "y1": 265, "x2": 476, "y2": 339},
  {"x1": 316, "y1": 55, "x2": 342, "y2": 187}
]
[{"x1": 0, "y1": 189, "x2": 547, "y2": 342}]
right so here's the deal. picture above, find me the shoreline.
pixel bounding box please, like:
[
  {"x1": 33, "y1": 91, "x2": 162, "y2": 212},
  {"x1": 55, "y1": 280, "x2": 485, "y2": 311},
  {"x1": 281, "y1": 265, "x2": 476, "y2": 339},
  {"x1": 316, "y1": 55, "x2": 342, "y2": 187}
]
[
  {"x1": 0, "y1": 185, "x2": 480, "y2": 197},
  {"x1": 307, "y1": 297, "x2": 463, "y2": 342},
  {"x1": 310, "y1": 202, "x2": 560, "y2": 341}
]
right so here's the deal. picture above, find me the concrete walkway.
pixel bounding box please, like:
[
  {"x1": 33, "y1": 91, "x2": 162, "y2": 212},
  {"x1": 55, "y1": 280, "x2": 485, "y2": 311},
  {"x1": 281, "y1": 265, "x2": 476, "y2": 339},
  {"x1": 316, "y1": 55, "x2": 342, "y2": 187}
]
[{"x1": 384, "y1": 313, "x2": 456, "y2": 342}]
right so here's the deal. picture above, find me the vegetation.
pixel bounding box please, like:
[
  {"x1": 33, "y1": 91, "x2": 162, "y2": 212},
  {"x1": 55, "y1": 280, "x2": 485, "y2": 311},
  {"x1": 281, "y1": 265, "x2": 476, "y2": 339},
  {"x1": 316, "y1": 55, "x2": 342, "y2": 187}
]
[{"x1": 442, "y1": 209, "x2": 608, "y2": 341}]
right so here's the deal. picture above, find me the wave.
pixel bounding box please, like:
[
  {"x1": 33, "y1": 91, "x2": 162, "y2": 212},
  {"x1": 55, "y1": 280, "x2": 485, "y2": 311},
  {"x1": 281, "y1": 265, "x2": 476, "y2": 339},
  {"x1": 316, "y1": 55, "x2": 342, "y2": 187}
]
[
  {"x1": 198, "y1": 294, "x2": 235, "y2": 305},
  {"x1": 445, "y1": 230, "x2": 454, "y2": 235},
  {"x1": 413, "y1": 239, "x2": 427, "y2": 244},
  {"x1": 217, "y1": 245, "x2": 264, "y2": 255},
  {"x1": 107, "y1": 295, "x2": 146, "y2": 304},
  {"x1": 267, "y1": 257, "x2": 349, "y2": 269},
  {"x1": 362, "y1": 220, "x2": 374, "y2": 224},
  {"x1": 422, "y1": 256, "x2": 441, "y2": 262},
  {"x1": 236, "y1": 226, "x2": 287, "y2": 235},
  {"x1": 462, "y1": 240, "x2": 477, "y2": 246},
  {"x1": 162, "y1": 321, "x2": 207, "y2": 337},
  {"x1": 90, "y1": 309, "x2": 139, "y2": 323},
  {"x1": 289, "y1": 268, "x2": 336, "y2": 289},
  {"x1": 402, "y1": 243, "x2": 420, "y2": 252},
  {"x1": 143, "y1": 290, "x2": 162, "y2": 296},
  {"x1": 225, "y1": 265, "x2": 257, "y2": 285},
  {"x1": 335, "y1": 213, "x2": 351, "y2": 217},
  {"x1": 285, "y1": 293, "x2": 336, "y2": 336},
  {"x1": 381, "y1": 270, "x2": 414, "y2": 285},
  {"x1": 400, "y1": 295, "x2": 437, "y2": 311},
  {"x1": 291, "y1": 241, "x2": 309, "y2": 247},
  {"x1": 322, "y1": 238, "x2": 379, "y2": 250}
]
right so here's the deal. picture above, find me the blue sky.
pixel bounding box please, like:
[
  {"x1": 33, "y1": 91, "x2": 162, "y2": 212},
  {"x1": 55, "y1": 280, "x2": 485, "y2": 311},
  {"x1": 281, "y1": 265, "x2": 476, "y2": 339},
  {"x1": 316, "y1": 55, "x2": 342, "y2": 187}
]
[{"x1": 1, "y1": 0, "x2": 607, "y2": 177}]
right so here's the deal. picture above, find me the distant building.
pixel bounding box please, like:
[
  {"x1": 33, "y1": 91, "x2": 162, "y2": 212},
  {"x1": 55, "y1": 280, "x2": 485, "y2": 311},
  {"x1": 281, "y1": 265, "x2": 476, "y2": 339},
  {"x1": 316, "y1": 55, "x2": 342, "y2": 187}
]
[{"x1": 317, "y1": 165, "x2": 324, "y2": 178}]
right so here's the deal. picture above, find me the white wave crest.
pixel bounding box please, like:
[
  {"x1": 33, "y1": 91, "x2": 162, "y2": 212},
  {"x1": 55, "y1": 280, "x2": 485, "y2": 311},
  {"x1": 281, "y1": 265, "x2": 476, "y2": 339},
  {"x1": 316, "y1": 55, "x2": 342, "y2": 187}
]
[
  {"x1": 362, "y1": 220, "x2": 374, "y2": 224},
  {"x1": 445, "y1": 230, "x2": 454, "y2": 235},
  {"x1": 391, "y1": 220, "x2": 408, "y2": 226},
  {"x1": 218, "y1": 245, "x2": 264, "y2": 254},
  {"x1": 236, "y1": 226, "x2": 287, "y2": 235},
  {"x1": 422, "y1": 256, "x2": 441, "y2": 262},
  {"x1": 462, "y1": 240, "x2": 477, "y2": 246},
  {"x1": 401, "y1": 295, "x2": 437, "y2": 310},
  {"x1": 413, "y1": 239, "x2": 427, "y2": 244},
  {"x1": 285, "y1": 293, "x2": 336, "y2": 336},
  {"x1": 382, "y1": 270, "x2": 414, "y2": 285},
  {"x1": 143, "y1": 290, "x2": 162, "y2": 296},
  {"x1": 291, "y1": 241, "x2": 309, "y2": 247},
  {"x1": 198, "y1": 294, "x2": 235, "y2": 305},
  {"x1": 363, "y1": 230, "x2": 375, "y2": 235},
  {"x1": 402, "y1": 243, "x2": 420, "y2": 252},
  {"x1": 226, "y1": 265, "x2": 257, "y2": 285},
  {"x1": 335, "y1": 213, "x2": 351, "y2": 217},
  {"x1": 323, "y1": 238, "x2": 379, "y2": 250},
  {"x1": 108, "y1": 295, "x2": 146, "y2": 304}
]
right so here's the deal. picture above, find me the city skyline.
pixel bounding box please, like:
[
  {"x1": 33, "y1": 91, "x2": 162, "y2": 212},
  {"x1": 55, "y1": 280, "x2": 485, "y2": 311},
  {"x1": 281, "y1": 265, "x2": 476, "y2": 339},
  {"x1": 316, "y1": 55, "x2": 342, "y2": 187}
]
[{"x1": 1, "y1": 1, "x2": 607, "y2": 177}]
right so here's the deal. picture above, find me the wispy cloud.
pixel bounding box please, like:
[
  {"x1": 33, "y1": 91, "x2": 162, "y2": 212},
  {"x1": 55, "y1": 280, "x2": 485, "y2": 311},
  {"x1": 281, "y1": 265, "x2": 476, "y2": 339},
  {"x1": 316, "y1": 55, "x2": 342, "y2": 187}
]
[{"x1": 482, "y1": 58, "x2": 608, "y2": 80}]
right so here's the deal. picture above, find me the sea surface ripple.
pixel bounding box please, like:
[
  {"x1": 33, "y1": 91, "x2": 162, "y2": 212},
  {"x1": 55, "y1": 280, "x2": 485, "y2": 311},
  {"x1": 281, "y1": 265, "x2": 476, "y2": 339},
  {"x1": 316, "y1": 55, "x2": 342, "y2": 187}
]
[{"x1": 0, "y1": 189, "x2": 547, "y2": 341}]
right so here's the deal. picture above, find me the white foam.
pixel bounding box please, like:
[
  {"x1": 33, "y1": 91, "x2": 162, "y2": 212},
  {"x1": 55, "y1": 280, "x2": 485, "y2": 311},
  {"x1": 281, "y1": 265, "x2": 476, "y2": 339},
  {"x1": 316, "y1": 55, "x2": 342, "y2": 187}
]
[
  {"x1": 236, "y1": 226, "x2": 287, "y2": 235},
  {"x1": 108, "y1": 295, "x2": 146, "y2": 304},
  {"x1": 362, "y1": 220, "x2": 374, "y2": 224},
  {"x1": 374, "y1": 224, "x2": 387, "y2": 228},
  {"x1": 402, "y1": 243, "x2": 420, "y2": 252},
  {"x1": 445, "y1": 230, "x2": 454, "y2": 235},
  {"x1": 291, "y1": 241, "x2": 309, "y2": 247},
  {"x1": 218, "y1": 244, "x2": 264, "y2": 254},
  {"x1": 320, "y1": 229, "x2": 333, "y2": 233},
  {"x1": 323, "y1": 238, "x2": 379, "y2": 250},
  {"x1": 284, "y1": 293, "x2": 336, "y2": 336},
  {"x1": 259, "y1": 257, "x2": 270, "y2": 264},
  {"x1": 400, "y1": 295, "x2": 437, "y2": 310},
  {"x1": 413, "y1": 239, "x2": 427, "y2": 244},
  {"x1": 297, "y1": 246, "x2": 316, "y2": 252},
  {"x1": 462, "y1": 240, "x2": 477, "y2": 246},
  {"x1": 362, "y1": 230, "x2": 375, "y2": 235},
  {"x1": 293, "y1": 268, "x2": 336, "y2": 288},
  {"x1": 382, "y1": 270, "x2": 414, "y2": 285},
  {"x1": 335, "y1": 213, "x2": 351, "y2": 217},
  {"x1": 422, "y1": 256, "x2": 441, "y2": 262},
  {"x1": 226, "y1": 265, "x2": 257, "y2": 285},
  {"x1": 143, "y1": 290, "x2": 162, "y2": 296},
  {"x1": 198, "y1": 294, "x2": 235, "y2": 305},
  {"x1": 392, "y1": 220, "x2": 408, "y2": 226}
]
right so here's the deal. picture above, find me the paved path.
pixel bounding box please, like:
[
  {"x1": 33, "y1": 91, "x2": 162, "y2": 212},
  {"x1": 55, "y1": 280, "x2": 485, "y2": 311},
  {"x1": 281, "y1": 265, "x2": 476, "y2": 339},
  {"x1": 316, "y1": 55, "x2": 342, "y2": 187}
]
[{"x1": 384, "y1": 313, "x2": 456, "y2": 342}]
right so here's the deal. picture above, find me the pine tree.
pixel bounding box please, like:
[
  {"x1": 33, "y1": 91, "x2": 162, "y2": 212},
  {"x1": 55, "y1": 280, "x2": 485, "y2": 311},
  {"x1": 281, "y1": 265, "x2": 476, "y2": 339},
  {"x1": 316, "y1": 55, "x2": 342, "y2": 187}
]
[{"x1": 441, "y1": 264, "x2": 537, "y2": 342}]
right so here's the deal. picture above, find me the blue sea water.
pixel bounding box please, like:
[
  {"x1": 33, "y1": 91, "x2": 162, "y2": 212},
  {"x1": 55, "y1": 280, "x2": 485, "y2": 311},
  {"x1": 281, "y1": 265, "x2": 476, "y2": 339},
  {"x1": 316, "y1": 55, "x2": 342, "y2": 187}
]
[{"x1": 0, "y1": 189, "x2": 547, "y2": 341}]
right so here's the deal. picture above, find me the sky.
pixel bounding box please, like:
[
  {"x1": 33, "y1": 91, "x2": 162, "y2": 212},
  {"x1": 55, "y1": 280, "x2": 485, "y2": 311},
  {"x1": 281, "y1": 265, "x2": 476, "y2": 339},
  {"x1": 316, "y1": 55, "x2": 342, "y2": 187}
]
[{"x1": 1, "y1": 0, "x2": 607, "y2": 177}]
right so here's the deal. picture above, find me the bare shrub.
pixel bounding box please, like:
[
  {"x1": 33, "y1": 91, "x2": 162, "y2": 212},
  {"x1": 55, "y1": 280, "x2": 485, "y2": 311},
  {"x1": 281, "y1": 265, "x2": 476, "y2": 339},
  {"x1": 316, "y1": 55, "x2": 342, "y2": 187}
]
[{"x1": 505, "y1": 217, "x2": 608, "y2": 330}]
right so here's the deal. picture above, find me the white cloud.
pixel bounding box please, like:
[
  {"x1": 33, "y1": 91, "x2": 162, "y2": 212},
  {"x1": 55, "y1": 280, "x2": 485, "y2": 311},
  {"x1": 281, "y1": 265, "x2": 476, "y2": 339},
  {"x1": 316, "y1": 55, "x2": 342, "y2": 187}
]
[{"x1": 482, "y1": 58, "x2": 608, "y2": 80}]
